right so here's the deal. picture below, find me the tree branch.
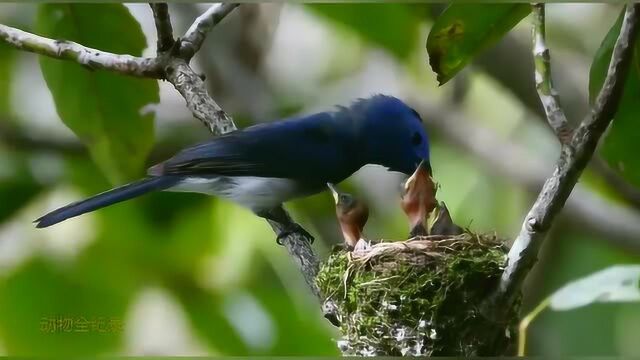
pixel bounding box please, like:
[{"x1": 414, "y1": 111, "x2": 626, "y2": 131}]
[
  {"x1": 0, "y1": 24, "x2": 162, "y2": 78},
  {"x1": 164, "y1": 58, "x2": 237, "y2": 135},
  {"x1": 156, "y1": 5, "x2": 323, "y2": 302},
  {"x1": 150, "y1": 3, "x2": 175, "y2": 53},
  {"x1": 1, "y1": 3, "x2": 323, "y2": 308},
  {"x1": 180, "y1": 3, "x2": 240, "y2": 60},
  {"x1": 413, "y1": 98, "x2": 640, "y2": 250},
  {"x1": 492, "y1": 3, "x2": 640, "y2": 316},
  {"x1": 162, "y1": 59, "x2": 322, "y2": 299},
  {"x1": 531, "y1": 3, "x2": 572, "y2": 142},
  {"x1": 477, "y1": 21, "x2": 640, "y2": 213}
]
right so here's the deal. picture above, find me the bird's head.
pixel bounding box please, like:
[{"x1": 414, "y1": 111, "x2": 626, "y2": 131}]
[
  {"x1": 352, "y1": 95, "x2": 430, "y2": 175},
  {"x1": 328, "y1": 182, "x2": 354, "y2": 211},
  {"x1": 327, "y1": 183, "x2": 369, "y2": 248}
]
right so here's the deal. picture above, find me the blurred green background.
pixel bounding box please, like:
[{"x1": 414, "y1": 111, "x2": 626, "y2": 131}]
[{"x1": 0, "y1": 2, "x2": 639, "y2": 356}]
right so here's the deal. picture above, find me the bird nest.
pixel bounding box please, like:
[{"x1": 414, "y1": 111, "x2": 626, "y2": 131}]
[{"x1": 316, "y1": 232, "x2": 518, "y2": 356}]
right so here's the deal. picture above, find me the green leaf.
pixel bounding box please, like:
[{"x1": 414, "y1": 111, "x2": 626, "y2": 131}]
[
  {"x1": 589, "y1": 10, "x2": 640, "y2": 188},
  {"x1": 306, "y1": 4, "x2": 422, "y2": 59},
  {"x1": 549, "y1": 265, "x2": 640, "y2": 311},
  {"x1": 36, "y1": 4, "x2": 159, "y2": 183},
  {"x1": 426, "y1": 4, "x2": 531, "y2": 85}
]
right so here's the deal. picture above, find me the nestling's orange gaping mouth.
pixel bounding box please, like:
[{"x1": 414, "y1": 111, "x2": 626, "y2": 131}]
[{"x1": 401, "y1": 160, "x2": 436, "y2": 236}]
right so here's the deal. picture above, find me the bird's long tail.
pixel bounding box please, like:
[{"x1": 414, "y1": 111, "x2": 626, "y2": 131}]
[{"x1": 34, "y1": 176, "x2": 180, "y2": 228}]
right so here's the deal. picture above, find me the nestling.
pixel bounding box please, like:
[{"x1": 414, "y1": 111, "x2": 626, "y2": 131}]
[
  {"x1": 328, "y1": 183, "x2": 369, "y2": 251},
  {"x1": 401, "y1": 159, "x2": 437, "y2": 237}
]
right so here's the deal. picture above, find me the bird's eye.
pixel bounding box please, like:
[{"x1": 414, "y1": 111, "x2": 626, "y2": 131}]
[
  {"x1": 340, "y1": 195, "x2": 348, "y2": 202},
  {"x1": 411, "y1": 132, "x2": 422, "y2": 146}
]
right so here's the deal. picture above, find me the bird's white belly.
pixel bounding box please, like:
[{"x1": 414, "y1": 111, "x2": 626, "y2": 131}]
[{"x1": 169, "y1": 176, "x2": 301, "y2": 211}]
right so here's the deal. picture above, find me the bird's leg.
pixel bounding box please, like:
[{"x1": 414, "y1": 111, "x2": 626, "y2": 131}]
[{"x1": 256, "y1": 206, "x2": 314, "y2": 245}]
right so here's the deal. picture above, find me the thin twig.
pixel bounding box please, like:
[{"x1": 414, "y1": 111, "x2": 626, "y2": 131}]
[
  {"x1": 181, "y1": 3, "x2": 240, "y2": 60},
  {"x1": 531, "y1": 3, "x2": 572, "y2": 142},
  {"x1": 492, "y1": 4, "x2": 640, "y2": 317},
  {"x1": 150, "y1": 3, "x2": 175, "y2": 53},
  {"x1": 0, "y1": 24, "x2": 162, "y2": 78}
]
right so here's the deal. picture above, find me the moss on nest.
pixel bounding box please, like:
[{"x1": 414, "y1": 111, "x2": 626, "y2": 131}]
[{"x1": 316, "y1": 233, "x2": 519, "y2": 356}]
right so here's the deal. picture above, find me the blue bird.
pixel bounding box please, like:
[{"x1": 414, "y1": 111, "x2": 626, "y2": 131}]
[{"x1": 35, "y1": 95, "x2": 430, "y2": 242}]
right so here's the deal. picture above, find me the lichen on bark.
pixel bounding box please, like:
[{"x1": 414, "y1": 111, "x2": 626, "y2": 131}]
[{"x1": 317, "y1": 233, "x2": 519, "y2": 356}]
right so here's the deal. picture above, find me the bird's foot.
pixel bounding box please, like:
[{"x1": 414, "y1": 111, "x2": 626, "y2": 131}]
[{"x1": 276, "y1": 223, "x2": 314, "y2": 246}]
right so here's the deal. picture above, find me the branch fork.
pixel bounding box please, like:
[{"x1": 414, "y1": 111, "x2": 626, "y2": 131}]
[
  {"x1": 0, "y1": 3, "x2": 323, "y2": 308},
  {"x1": 487, "y1": 4, "x2": 640, "y2": 319}
]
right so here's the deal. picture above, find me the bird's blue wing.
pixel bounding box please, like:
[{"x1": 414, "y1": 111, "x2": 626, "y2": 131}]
[{"x1": 151, "y1": 112, "x2": 360, "y2": 183}]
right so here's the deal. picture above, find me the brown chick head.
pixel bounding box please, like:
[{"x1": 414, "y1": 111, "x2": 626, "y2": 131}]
[{"x1": 328, "y1": 183, "x2": 369, "y2": 250}]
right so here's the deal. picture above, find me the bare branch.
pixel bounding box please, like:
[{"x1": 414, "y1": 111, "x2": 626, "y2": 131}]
[
  {"x1": 477, "y1": 24, "x2": 640, "y2": 211},
  {"x1": 0, "y1": 2, "x2": 319, "y2": 309},
  {"x1": 531, "y1": 3, "x2": 572, "y2": 142},
  {"x1": 154, "y1": 8, "x2": 323, "y2": 303},
  {"x1": 164, "y1": 59, "x2": 236, "y2": 135},
  {"x1": 0, "y1": 24, "x2": 162, "y2": 78},
  {"x1": 413, "y1": 98, "x2": 640, "y2": 249},
  {"x1": 493, "y1": 4, "x2": 640, "y2": 316},
  {"x1": 181, "y1": 3, "x2": 240, "y2": 59},
  {"x1": 149, "y1": 3, "x2": 175, "y2": 53},
  {"x1": 161, "y1": 57, "x2": 322, "y2": 301}
]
